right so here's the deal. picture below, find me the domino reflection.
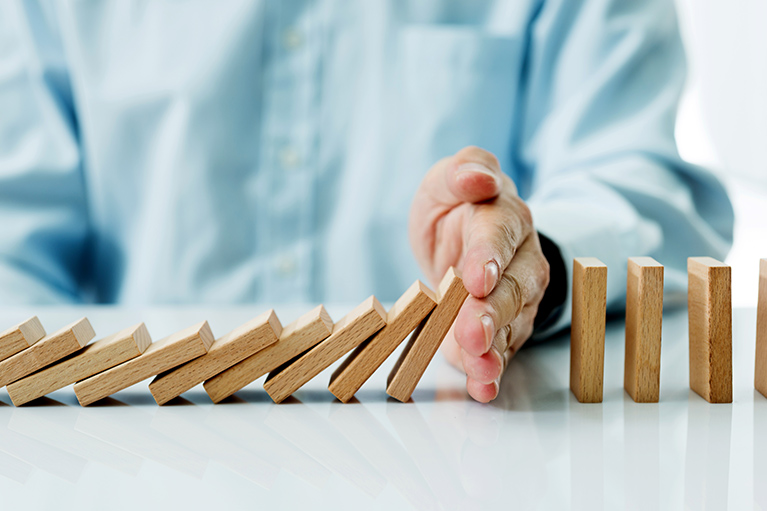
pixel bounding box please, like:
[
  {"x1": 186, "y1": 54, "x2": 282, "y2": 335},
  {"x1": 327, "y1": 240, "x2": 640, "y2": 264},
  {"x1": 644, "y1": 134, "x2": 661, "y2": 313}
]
[
  {"x1": 9, "y1": 405, "x2": 142, "y2": 476},
  {"x1": 754, "y1": 395, "x2": 767, "y2": 510},
  {"x1": 684, "y1": 397, "x2": 732, "y2": 510},
  {"x1": 264, "y1": 396, "x2": 386, "y2": 496},
  {"x1": 329, "y1": 399, "x2": 438, "y2": 510},
  {"x1": 74, "y1": 401, "x2": 209, "y2": 478}
]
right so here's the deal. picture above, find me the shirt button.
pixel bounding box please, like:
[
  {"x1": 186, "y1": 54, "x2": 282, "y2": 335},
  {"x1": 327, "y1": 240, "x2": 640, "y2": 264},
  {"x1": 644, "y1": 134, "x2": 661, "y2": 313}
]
[
  {"x1": 279, "y1": 146, "x2": 302, "y2": 170},
  {"x1": 282, "y1": 28, "x2": 304, "y2": 50},
  {"x1": 277, "y1": 256, "x2": 298, "y2": 277}
]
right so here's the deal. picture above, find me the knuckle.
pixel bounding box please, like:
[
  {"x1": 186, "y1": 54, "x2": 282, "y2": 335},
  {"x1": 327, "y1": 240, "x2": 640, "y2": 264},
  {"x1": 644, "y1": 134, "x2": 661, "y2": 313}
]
[
  {"x1": 495, "y1": 220, "x2": 520, "y2": 260},
  {"x1": 515, "y1": 200, "x2": 533, "y2": 227},
  {"x1": 492, "y1": 324, "x2": 513, "y2": 356},
  {"x1": 540, "y1": 256, "x2": 551, "y2": 289},
  {"x1": 501, "y1": 271, "x2": 525, "y2": 320}
]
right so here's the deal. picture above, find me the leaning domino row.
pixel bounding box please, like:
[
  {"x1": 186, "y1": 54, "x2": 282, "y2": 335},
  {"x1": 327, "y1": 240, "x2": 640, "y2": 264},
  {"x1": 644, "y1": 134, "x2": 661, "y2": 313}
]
[{"x1": 0, "y1": 268, "x2": 467, "y2": 406}]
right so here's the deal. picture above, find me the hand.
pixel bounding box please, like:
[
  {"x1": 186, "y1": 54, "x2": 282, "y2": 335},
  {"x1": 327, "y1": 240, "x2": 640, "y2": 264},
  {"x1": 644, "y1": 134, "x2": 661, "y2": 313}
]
[{"x1": 409, "y1": 146, "x2": 551, "y2": 402}]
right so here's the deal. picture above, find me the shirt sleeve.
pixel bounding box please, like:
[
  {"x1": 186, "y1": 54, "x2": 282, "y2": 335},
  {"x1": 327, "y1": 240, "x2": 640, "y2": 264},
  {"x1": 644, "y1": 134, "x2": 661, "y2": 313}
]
[
  {"x1": 0, "y1": 1, "x2": 89, "y2": 304},
  {"x1": 520, "y1": 0, "x2": 734, "y2": 337}
]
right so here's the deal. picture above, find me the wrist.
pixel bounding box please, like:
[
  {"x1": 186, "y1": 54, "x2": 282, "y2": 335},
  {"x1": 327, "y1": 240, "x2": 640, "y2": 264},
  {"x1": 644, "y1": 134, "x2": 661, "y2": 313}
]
[{"x1": 533, "y1": 232, "x2": 567, "y2": 331}]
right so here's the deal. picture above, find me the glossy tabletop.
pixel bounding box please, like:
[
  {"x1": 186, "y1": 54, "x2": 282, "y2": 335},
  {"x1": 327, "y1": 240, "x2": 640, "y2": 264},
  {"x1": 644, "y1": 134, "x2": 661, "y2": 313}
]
[{"x1": 0, "y1": 305, "x2": 762, "y2": 510}]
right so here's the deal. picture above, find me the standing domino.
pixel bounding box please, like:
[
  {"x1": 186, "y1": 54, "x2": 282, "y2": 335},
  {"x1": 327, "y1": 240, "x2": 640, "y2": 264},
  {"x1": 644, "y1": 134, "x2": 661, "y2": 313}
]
[
  {"x1": 624, "y1": 257, "x2": 664, "y2": 402},
  {"x1": 688, "y1": 257, "x2": 732, "y2": 403},
  {"x1": 570, "y1": 257, "x2": 607, "y2": 403},
  {"x1": 756, "y1": 259, "x2": 767, "y2": 398}
]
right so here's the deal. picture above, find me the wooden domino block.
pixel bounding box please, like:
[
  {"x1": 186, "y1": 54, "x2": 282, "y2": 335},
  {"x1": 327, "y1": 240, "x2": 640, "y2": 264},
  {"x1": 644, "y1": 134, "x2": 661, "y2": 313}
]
[
  {"x1": 757, "y1": 259, "x2": 767, "y2": 398},
  {"x1": 0, "y1": 318, "x2": 95, "y2": 388},
  {"x1": 570, "y1": 257, "x2": 607, "y2": 403},
  {"x1": 263, "y1": 296, "x2": 386, "y2": 403},
  {"x1": 386, "y1": 267, "x2": 468, "y2": 403},
  {"x1": 203, "y1": 305, "x2": 334, "y2": 403},
  {"x1": 624, "y1": 257, "x2": 664, "y2": 402},
  {"x1": 0, "y1": 317, "x2": 45, "y2": 362},
  {"x1": 7, "y1": 323, "x2": 151, "y2": 406},
  {"x1": 688, "y1": 257, "x2": 732, "y2": 403},
  {"x1": 74, "y1": 321, "x2": 214, "y2": 406},
  {"x1": 329, "y1": 280, "x2": 437, "y2": 403},
  {"x1": 148, "y1": 310, "x2": 282, "y2": 405}
]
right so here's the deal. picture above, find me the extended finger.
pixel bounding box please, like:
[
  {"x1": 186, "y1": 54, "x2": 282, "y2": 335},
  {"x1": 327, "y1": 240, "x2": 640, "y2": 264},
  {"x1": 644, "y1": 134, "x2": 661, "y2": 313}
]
[
  {"x1": 464, "y1": 304, "x2": 538, "y2": 402},
  {"x1": 464, "y1": 325, "x2": 512, "y2": 402},
  {"x1": 461, "y1": 324, "x2": 511, "y2": 385},
  {"x1": 453, "y1": 235, "x2": 547, "y2": 357}
]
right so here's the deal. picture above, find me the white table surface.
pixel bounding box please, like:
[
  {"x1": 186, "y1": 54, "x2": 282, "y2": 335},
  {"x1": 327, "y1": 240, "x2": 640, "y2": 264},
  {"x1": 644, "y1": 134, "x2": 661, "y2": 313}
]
[{"x1": 0, "y1": 304, "x2": 762, "y2": 511}]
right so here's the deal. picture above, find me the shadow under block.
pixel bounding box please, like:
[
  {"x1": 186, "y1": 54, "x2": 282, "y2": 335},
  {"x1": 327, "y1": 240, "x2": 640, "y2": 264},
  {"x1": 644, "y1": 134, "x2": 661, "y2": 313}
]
[
  {"x1": 386, "y1": 267, "x2": 468, "y2": 403},
  {"x1": 624, "y1": 257, "x2": 664, "y2": 403},
  {"x1": 7, "y1": 323, "x2": 151, "y2": 406},
  {"x1": 149, "y1": 310, "x2": 282, "y2": 405},
  {"x1": 0, "y1": 317, "x2": 46, "y2": 363},
  {"x1": 688, "y1": 257, "x2": 732, "y2": 403},
  {"x1": 264, "y1": 297, "x2": 386, "y2": 403},
  {"x1": 0, "y1": 318, "x2": 95, "y2": 388},
  {"x1": 755, "y1": 259, "x2": 767, "y2": 398},
  {"x1": 204, "y1": 305, "x2": 334, "y2": 403},
  {"x1": 570, "y1": 258, "x2": 607, "y2": 403},
  {"x1": 329, "y1": 280, "x2": 437, "y2": 403},
  {"x1": 74, "y1": 321, "x2": 214, "y2": 406}
]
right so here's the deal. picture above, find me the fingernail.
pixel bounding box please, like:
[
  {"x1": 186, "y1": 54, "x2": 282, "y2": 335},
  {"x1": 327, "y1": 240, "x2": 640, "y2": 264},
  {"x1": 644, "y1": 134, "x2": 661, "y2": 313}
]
[
  {"x1": 492, "y1": 378, "x2": 500, "y2": 398},
  {"x1": 456, "y1": 162, "x2": 496, "y2": 179},
  {"x1": 480, "y1": 315, "x2": 494, "y2": 352},
  {"x1": 484, "y1": 260, "x2": 499, "y2": 296}
]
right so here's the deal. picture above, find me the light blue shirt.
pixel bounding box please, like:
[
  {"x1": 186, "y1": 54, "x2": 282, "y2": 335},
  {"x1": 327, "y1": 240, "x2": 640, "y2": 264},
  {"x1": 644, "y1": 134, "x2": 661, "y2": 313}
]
[{"x1": 0, "y1": 0, "x2": 733, "y2": 330}]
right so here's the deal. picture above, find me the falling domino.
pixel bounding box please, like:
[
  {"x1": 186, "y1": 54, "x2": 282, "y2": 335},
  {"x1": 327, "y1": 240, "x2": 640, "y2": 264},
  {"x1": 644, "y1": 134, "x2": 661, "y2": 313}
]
[
  {"x1": 329, "y1": 280, "x2": 437, "y2": 403},
  {"x1": 7, "y1": 323, "x2": 151, "y2": 406},
  {"x1": 624, "y1": 257, "x2": 664, "y2": 403},
  {"x1": 0, "y1": 317, "x2": 46, "y2": 363},
  {"x1": 74, "y1": 321, "x2": 214, "y2": 406},
  {"x1": 148, "y1": 310, "x2": 282, "y2": 405},
  {"x1": 570, "y1": 257, "x2": 607, "y2": 403},
  {"x1": 688, "y1": 257, "x2": 732, "y2": 403},
  {"x1": 755, "y1": 259, "x2": 767, "y2": 398},
  {"x1": 386, "y1": 267, "x2": 468, "y2": 403},
  {"x1": 203, "y1": 305, "x2": 334, "y2": 403},
  {"x1": 0, "y1": 318, "x2": 95, "y2": 388},
  {"x1": 264, "y1": 296, "x2": 386, "y2": 403}
]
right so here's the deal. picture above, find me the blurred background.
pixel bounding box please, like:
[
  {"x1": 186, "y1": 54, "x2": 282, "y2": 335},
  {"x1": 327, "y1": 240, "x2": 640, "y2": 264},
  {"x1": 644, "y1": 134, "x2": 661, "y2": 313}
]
[{"x1": 674, "y1": 0, "x2": 767, "y2": 307}]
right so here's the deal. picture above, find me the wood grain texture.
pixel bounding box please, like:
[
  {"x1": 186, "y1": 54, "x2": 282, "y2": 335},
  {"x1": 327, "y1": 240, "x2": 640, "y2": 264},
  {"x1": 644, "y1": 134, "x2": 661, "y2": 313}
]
[
  {"x1": 149, "y1": 310, "x2": 282, "y2": 405},
  {"x1": 570, "y1": 258, "x2": 607, "y2": 403},
  {"x1": 386, "y1": 267, "x2": 468, "y2": 403},
  {"x1": 0, "y1": 317, "x2": 45, "y2": 362},
  {"x1": 74, "y1": 321, "x2": 214, "y2": 406},
  {"x1": 7, "y1": 323, "x2": 151, "y2": 406},
  {"x1": 688, "y1": 257, "x2": 732, "y2": 403},
  {"x1": 329, "y1": 280, "x2": 437, "y2": 403},
  {"x1": 757, "y1": 259, "x2": 767, "y2": 398},
  {"x1": 624, "y1": 257, "x2": 664, "y2": 403},
  {"x1": 204, "y1": 305, "x2": 333, "y2": 403},
  {"x1": 0, "y1": 318, "x2": 95, "y2": 388},
  {"x1": 264, "y1": 297, "x2": 386, "y2": 403}
]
